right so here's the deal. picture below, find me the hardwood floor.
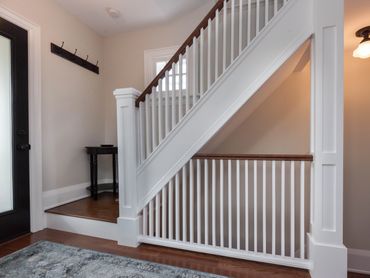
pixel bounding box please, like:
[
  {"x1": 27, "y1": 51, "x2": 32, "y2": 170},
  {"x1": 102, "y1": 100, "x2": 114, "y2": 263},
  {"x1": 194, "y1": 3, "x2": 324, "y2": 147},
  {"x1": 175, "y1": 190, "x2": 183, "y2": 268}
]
[
  {"x1": 0, "y1": 229, "x2": 308, "y2": 277},
  {"x1": 45, "y1": 192, "x2": 119, "y2": 223},
  {"x1": 0, "y1": 229, "x2": 368, "y2": 277}
]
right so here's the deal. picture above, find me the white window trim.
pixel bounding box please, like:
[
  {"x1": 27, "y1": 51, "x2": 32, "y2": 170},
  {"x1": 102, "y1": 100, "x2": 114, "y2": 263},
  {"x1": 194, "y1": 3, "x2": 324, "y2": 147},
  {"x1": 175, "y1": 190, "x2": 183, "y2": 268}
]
[{"x1": 144, "y1": 46, "x2": 178, "y2": 87}]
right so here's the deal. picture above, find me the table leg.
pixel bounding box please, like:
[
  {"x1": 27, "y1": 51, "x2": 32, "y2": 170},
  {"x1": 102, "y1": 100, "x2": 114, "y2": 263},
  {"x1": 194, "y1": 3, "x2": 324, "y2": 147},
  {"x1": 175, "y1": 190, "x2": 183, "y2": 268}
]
[
  {"x1": 93, "y1": 154, "x2": 98, "y2": 200},
  {"x1": 112, "y1": 153, "x2": 117, "y2": 195},
  {"x1": 89, "y1": 154, "x2": 94, "y2": 198}
]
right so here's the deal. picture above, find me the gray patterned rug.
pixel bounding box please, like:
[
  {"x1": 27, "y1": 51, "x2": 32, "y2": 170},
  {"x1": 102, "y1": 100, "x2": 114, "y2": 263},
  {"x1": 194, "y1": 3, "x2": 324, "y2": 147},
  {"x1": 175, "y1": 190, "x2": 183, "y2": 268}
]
[{"x1": 0, "y1": 241, "x2": 227, "y2": 278}]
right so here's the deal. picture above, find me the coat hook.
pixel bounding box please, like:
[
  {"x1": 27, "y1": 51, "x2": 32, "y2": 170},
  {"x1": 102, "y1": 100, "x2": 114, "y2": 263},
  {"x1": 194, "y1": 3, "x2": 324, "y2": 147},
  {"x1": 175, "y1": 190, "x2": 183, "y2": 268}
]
[
  {"x1": 86, "y1": 55, "x2": 89, "y2": 61},
  {"x1": 96, "y1": 60, "x2": 99, "y2": 66},
  {"x1": 74, "y1": 49, "x2": 78, "y2": 55},
  {"x1": 61, "y1": 41, "x2": 64, "y2": 48}
]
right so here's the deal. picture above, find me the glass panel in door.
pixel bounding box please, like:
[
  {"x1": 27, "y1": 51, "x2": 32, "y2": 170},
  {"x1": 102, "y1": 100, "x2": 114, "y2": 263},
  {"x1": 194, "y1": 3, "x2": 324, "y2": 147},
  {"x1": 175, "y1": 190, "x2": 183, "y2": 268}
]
[{"x1": 0, "y1": 35, "x2": 13, "y2": 214}]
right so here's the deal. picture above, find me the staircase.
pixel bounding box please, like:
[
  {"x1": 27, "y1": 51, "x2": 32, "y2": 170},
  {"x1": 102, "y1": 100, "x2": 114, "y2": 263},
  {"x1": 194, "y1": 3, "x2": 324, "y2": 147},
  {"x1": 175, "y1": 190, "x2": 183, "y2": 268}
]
[
  {"x1": 136, "y1": 0, "x2": 312, "y2": 209},
  {"x1": 114, "y1": 0, "x2": 347, "y2": 277}
]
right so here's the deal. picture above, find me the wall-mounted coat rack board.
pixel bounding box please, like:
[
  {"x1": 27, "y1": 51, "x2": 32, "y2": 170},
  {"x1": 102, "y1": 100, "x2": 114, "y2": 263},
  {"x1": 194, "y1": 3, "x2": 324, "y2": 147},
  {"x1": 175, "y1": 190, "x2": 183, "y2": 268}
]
[{"x1": 50, "y1": 42, "x2": 99, "y2": 74}]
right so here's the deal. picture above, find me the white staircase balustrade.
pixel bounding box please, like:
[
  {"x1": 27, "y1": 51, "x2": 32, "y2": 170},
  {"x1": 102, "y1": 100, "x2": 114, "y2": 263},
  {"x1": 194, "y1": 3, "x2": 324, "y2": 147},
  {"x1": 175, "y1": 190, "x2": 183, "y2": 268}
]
[
  {"x1": 139, "y1": 155, "x2": 313, "y2": 269},
  {"x1": 136, "y1": 0, "x2": 312, "y2": 213},
  {"x1": 136, "y1": 0, "x2": 290, "y2": 165}
]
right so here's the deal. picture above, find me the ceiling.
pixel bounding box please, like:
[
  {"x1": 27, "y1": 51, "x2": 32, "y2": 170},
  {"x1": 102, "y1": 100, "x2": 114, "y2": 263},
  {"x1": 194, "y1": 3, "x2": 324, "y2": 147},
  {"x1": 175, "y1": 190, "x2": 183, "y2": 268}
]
[
  {"x1": 54, "y1": 0, "x2": 368, "y2": 45},
  {"x1": 345, "y1": 0, "x2": 370, "y2": 51},
  {"x1": 54, "y1": 0, "x2": 212, "y2": 37}
]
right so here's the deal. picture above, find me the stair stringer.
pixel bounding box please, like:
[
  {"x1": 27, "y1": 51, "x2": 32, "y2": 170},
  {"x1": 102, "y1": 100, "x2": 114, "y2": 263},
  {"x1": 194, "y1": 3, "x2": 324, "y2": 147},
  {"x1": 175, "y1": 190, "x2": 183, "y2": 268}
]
[{"x1": 137, "y1": 0, "x2": 313, "y2": 211}]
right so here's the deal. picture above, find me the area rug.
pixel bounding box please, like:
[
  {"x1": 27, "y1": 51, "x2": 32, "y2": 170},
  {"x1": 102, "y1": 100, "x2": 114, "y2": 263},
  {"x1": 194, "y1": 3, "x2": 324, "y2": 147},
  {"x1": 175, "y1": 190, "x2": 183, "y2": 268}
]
[{"x1": 0, "y1": 241, "x2": 227, "y2": 278}]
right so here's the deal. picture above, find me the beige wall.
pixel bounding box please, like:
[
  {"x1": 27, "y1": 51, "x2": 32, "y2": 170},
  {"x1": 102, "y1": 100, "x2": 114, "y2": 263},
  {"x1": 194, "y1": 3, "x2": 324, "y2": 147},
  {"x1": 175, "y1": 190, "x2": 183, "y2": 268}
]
[
  {"x1": 101, "y1": 3, "x2": 213, "y2": 144},
  {"x1": 204, "y1": 64, "x2": 311, "y2": 155},
  {"x1": 0, "y1": 0, "x2": 105, "y2": 191},
  {"x1": 344, "y1": 50, "x2": 370, "y2": 251},
  {"x1": 0, "y1": 0, "x2": 213, "y2": 190}
]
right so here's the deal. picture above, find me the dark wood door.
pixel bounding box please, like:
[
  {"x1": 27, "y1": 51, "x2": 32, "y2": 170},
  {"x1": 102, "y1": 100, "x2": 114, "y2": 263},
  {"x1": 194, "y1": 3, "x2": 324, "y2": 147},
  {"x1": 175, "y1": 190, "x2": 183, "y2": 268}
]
[{"x1": 0, "y1": 17, "x2": 30, "y2": 243}]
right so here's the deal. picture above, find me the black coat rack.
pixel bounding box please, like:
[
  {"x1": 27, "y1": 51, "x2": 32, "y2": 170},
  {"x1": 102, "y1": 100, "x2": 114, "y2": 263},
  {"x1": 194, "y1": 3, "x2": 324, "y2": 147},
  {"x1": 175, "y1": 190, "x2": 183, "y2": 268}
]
[{"x1": 50, "y1": 42, "x2": 99, "y2": 74}]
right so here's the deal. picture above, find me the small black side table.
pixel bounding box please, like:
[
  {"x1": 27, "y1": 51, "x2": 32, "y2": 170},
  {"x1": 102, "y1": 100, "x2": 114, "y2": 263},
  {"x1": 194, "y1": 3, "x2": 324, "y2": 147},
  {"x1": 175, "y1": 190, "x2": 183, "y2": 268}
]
[{"x1": 85, "y1": 146, "x2": 118, "y2": 200}]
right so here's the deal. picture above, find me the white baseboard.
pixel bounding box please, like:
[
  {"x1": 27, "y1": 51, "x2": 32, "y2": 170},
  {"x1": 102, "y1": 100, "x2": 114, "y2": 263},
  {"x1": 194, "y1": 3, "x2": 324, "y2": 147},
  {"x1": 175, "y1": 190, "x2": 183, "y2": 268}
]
[
  {"x1": 46, "y1": 214, "x2": 118, "y2": 241},
  {"x1": 348, "y1": 248, "x2": 370, "y2": 275},
  {"x1": 43, "y1": 179, "x2": 113, "y2": 210}
]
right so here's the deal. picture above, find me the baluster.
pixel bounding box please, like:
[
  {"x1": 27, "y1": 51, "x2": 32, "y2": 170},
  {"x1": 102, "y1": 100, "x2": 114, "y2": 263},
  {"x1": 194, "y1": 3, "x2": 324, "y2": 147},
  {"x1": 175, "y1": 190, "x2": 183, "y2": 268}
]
[
  {"x1": 247, "y1": 0, "x2": 252, "y2": 44},
  {"x1": 162, "y1": 186, "x2": 167, "y2": 239},
  {"x1": 265, "y1": 0, "x2": 269, "y2": 26},
  {"x1": 245, "y1": 160, "x2": 249, "y2": 251},
  {"x1": 156, "y1": 193, "x2": 160, "y2": 238},
  {"x1": 290, "y1": 161, "x2": 295, "y2": 258},
  {"x1": 207, "y1": 18, "x2": 212, "y2": 91},
  {"x1": 200, "y1": 29, "x2": 204, "y2": 97},
  {"x1": 281, "y1": 160, "x2": 286, "y2": 256},
  {"x1": 171, "y1": 63, "x2": 176, "y2": 129},
  {"x1": 197, "y1": 159, "x2": 202, "y2": 244},
  {"x1": 212, "y1": 159, "x2": 216, "y2": 246},
  {"x1": 175, "y1": 173, "x2": 180, "y2": 241},
  {"x1": 272, "y1": 160, "x2": 276, "y2": 256},
  {"x1": 139, "y1": 102, "x2": 145, "y2": 163},
  {"x1": 169, "y1": 179, "x2": 174, "y2": 240},
  {"x1": 236, "y1": 159, "x2": 241, "y2": 250},
  {"x1": 223, "y1": 0, "x2": 227, "y2": 71},
  {"x1": 178, "y1": 56, "x2": 183, "y2": 120},
  {"x1": 165, "y1": 71, "x2": 170, "y2": 136},
  {"x1": 254, "y1": 160, "x2": 258, "y2": 252},
  {"x1": 149, "y1": 200, "x2": 154, "y2": 237},
  {"x1": 239, "y1": 0, "x2": 243, "y2": 54},
  {"x1": 158, "y1": 81, "x2": 163, "y2": 143},
  {"x1": 143, "y1": 205, "x2": 148, "y2": 236},
  {"x1": 220, "y1": 159, "x2": 224, "y2": 247},
  {"x1": 205, "y1": 159, "x2": 209, "y2": 245},
  {"x1": 151, "y1": 89, "x2": 157, "y2": 149},
  {"x1": 215, "y1": 9, "x2": 220, "y2": 79},
  {"x1": 274, "y1": 0, "x2": 278, "y2": 16},
  {"x1": 192, "y1": 37, "x2": 198, "y2": 107},
  {"x1": 182, "y1": 164, "x2": 187, "y2": 242},
  {"x1": 190, "y1": 159, "x2": 194, "y2": 243},
  {"x1": 300, "y1": 161, "x2": 305, "y2": 259},
  {"x1": 231, "y1": 0, "x2": 235, "y2": 61},
  {"x1": 145, "y1": 96, "x2": 151, "y2": 158},
  {"x1": 263, "y1": 160, "x2": 267, "y2": 254},
  {"x1": 256, "y1": 0, "x2": 260, "y2": 34},
  {"x1": 185, "y1": 46, "x2": 190, "y2": 113},
  {"x1": 228, "y1": 159, "x2": 232, "y2": 248}
]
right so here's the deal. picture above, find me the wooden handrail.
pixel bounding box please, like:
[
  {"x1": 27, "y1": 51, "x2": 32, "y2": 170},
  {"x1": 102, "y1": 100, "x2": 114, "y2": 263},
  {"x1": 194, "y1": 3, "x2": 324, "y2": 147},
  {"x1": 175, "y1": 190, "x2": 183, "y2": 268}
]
[
  {"x1": 193, "y1": 154, "x2": 314, "y2": 161},
  {"x1": 136, "y1": 0, "x2": 230, "y2": 107}
]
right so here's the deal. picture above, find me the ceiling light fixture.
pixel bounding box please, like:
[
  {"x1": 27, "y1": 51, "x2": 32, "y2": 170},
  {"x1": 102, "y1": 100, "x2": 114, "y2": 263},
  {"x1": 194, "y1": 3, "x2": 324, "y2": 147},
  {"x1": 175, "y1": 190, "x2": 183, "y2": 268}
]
[
  {"x1": 106, "y1": 7, "x2": 121, "y2": 19},
  {"x1": 353, "y1": 26, "x2": 370, "y2": 59}
]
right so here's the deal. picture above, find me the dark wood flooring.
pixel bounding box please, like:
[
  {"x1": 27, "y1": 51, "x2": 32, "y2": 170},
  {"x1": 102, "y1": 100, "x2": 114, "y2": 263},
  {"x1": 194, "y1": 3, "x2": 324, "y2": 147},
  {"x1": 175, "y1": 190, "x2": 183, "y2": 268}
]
[
  {"x1": 0, "y1": 229, "x2": 308, "y2": 277},
  {"x1": 45, "y1": 192, "x2": 119, "y2": 223},
  {"x1": 0, "y1": 229, "x2": 367, "y2": 278}
]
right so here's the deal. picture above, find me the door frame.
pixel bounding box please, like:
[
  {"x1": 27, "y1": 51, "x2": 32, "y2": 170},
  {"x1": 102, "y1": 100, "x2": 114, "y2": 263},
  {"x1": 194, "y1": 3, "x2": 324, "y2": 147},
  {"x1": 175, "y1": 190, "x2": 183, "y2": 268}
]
[{"x1": 0, "y1": 5, "x2": 43, "y2": 232}]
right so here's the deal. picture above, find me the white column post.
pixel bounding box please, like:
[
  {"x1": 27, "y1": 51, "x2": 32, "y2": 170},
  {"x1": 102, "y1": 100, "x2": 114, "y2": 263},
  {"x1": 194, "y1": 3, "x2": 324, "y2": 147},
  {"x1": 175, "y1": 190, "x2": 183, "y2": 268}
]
[
  {"x1": 310, "y1": 0, "x2": 347, "y2": 277},
  {"x1": 114, "y1": 88, "x2": 142, "y2": 247}
]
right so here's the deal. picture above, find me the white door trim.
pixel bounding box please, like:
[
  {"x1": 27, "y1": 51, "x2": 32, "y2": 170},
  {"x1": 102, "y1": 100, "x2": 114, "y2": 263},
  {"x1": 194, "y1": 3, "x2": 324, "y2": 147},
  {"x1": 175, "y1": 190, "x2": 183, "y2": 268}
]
[{"x1": 0, "y1": 5, "x2": 44, "y2": 232}]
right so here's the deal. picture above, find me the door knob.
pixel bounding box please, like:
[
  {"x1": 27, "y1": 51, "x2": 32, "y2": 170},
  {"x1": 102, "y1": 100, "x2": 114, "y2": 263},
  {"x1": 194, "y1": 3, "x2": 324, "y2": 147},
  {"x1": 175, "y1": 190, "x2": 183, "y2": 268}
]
[{"x1": 17, "y1": 144, "x2": 31, "y2": 151}]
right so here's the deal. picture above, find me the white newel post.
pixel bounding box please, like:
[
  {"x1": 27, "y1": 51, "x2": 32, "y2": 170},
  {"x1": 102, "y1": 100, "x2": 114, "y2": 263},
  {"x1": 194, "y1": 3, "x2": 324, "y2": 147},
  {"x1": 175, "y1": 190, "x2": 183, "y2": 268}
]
[
  {"x1": 114, "y1": 88, "x2": 142, "y2": 247},
  {"x1": 310, "y1": 0, "x2": 347, "y2": 277}
]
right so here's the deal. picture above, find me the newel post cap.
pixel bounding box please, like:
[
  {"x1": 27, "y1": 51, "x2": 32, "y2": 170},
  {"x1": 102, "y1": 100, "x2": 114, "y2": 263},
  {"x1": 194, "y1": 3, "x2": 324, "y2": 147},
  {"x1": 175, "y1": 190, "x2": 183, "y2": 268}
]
[{"x1": 113, "y1": 88, "x2": 141, "y2": 99}]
